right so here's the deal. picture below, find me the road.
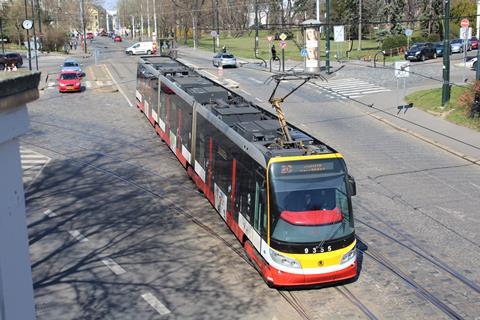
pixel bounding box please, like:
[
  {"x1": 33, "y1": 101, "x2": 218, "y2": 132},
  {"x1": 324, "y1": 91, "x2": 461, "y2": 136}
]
[{"x1": 23, "y1": 37, "x2": 480, "y2": 319}]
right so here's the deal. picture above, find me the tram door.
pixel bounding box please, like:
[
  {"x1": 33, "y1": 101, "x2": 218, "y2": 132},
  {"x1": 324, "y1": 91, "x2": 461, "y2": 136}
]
[{"x1": 254, "y1": 170, "x2": 266, "y2": 240}]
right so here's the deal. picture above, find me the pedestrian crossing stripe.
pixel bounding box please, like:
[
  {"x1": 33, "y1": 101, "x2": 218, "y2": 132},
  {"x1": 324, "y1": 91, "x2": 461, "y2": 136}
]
[
  {"x1": 45, "y1": 80, "x2": 113, "y2": 90},
  {"x1": 20, "y1": 147, "x2": 50, "y2": 185},
  {"x1": 312, "y1": 77, "x2": 390, "y2": 99}
]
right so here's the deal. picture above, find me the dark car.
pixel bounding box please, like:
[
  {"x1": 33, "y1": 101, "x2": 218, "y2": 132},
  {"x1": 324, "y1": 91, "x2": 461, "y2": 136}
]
[
  {"x1": 5, "y1": 53, "x2": 23, "y2": 67},
  {"x1": 405, "y1": 42, "x2": 437, "y2": 61},
  {"x1": 433, "y1": 42, "x2": 444, "y2": 57},
  {"x1": 468, "y1": 37, "x2": 478, "y2": 50}
]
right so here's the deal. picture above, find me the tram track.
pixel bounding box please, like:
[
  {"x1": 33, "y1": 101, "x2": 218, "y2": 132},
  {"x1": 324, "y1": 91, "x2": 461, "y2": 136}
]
[
  {"x1": 335, "y1": 286, "x2": 379, "y2": 320},
  {"x1": 357, "y1": 235, "x2": 465, "y2": 320}
]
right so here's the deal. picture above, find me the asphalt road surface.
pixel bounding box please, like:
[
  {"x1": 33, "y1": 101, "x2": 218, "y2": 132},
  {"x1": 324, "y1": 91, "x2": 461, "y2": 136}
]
[{"x1": 23, "y1": 37, "x2": 480, "y2": 319}]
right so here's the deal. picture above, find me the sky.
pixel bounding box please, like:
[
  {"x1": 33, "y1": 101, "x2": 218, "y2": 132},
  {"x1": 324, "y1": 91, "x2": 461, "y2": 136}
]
[{"x1": 102, "y1": 0, "x2": 116, "y2": 11}]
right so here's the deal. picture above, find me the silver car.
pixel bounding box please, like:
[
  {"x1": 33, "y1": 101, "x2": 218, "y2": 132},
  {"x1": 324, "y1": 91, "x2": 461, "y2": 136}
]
[
  {"x1": 213, "y1": 53, "x2": 237, "y2": 68},
  {"x1": 61, "y1": 59, "x2": 82, "y2": 73},
  {"x1": 450, "y1": 39, "x2": 465, "y2": 53}
]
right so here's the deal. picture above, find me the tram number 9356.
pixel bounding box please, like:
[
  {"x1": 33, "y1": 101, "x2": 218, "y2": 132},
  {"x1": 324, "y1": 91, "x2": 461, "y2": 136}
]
[{"x1": 305, "y1": 246, "x2": 332, "y2": 254}]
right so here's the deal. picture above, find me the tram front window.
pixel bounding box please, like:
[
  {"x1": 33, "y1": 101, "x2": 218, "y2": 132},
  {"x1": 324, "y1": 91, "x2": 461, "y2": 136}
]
[{"x1": 269, "y1": 159, "x2": 354, "y2": 244}]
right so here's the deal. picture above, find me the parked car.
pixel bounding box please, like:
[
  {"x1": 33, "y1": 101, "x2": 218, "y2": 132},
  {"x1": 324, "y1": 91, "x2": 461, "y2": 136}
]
[
  {"x1": 468, "y1": 37, "x2": 478, "y2": 50},
  {"x1": 212, "y1": 52, "x2": 237, "y2": 67},
  {"x1": 57, "y1": 71, "x2": 83, "y2": 93},
  {"x1": 433, "y1": 42, "x2": 444, "y2": 57},
  {"x1": 450, "y1": 39, "x2": 466, "y2": 53},
  {"x1": 125, "y1": 41, "x2": 156, "y2": 55},
  {"x1": 404, "y1": 42, "x2": 436, "y2": 61},
  {"x1": 86, "y1": 32, "x2": 94, "y2": 40},
  {"x1": 6, "y1": 53, "x2": 23, "y2": 67},
  {"x1": 99, "y1": 30, "x2": 108, "y2": 37},
  {"x1": 466, "y1": 57, "x2": 478, "y2": 70},
  {"x1": 114, "y1": 35, "x2": 122, "y2": 42},
  {"x1": 61, "y1": 59, "x2": 82, "y2": 73}
]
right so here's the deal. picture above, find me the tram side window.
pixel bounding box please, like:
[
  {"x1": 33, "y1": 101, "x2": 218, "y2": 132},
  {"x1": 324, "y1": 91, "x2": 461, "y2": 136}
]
[
  {"x1": 236, "y1": 160, "x2": 254, "y2": 222},
  {"x1": 177, "y1": 99, "x2": 192, "y2": 150},
  {"x1": 213, "y1": 139, "x2": 231, "y2": 193},
  {"x1": 159, "y1": 83, "x2": 169, "y2": 122},
  {"x1": 151, "y1": 78, "x2": 159, "y2": 113},
  {"x1": 136, "y1": 64, "x2": 145, "y2": 94},
  {"x1": 169, "y1": 95, "x2": 178, "y2": 133}
]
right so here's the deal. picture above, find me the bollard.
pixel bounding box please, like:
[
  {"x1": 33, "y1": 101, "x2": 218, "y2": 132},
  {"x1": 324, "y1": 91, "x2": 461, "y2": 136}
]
[{"x1": 217, "y1": 60, "x2": 223, "y2": 77}]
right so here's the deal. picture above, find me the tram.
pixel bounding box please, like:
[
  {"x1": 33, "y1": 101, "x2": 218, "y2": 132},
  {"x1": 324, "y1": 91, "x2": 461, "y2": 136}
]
[{"x1": 135, "y1": 56, "x2": 358, "y2": 287}]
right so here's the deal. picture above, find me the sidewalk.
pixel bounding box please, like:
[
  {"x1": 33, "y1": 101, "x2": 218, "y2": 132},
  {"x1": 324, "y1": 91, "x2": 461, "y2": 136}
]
[
  {"x1": 357, "y1": 91, "x2": 480, "y2": 165},
  {"x1": 177, "y1": 45, "x2": 480, "y2": 165}
]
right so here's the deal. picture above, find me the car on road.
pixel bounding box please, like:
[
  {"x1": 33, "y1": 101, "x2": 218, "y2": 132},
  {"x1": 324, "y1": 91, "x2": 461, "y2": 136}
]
[
  {"x1": 404, "y1": 42, "x2": 436, "y2": 61},
  {"x1": 99, "y1": 30, "x2": 108, "y2": 37},
  {"x1": 57, "y1": 71, "x2": 83, "y2": 93},
  {"x1": 86, "y1": 32, "x2": 94, "y2": 40},
  {"x1": 466, "y1": 57, "x2": 478, "y2": 70},
  {"x1": 450, "y1": 39, "x2": 466, "y2": 53},
  {"x1": 114, "y1": 35, "x2": 122, "y2": 42},
  {"x1": 0, "y1": 52, "x2": 23, "y2": 69},
  {"x1": 468, "y1": 37, "x2": 478, "y2": 50},
  {"x1": 125, "y1": 41, "x2": 156, "y2": 55},
  {"x1": 212, "y1": 52, "x2": 237, "y2": 67},
  {"x1": 61, "y1": 59, "x2": 82, "y2": 73},
  {"x1": 433, "y1": 42, "x2": 444, "y2": 57},
  {"x1": 5, "y1": 53, "x2": 23, "y2": 67}
]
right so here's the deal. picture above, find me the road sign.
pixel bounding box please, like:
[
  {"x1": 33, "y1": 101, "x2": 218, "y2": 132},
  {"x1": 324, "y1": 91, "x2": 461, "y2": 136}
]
[
  {"x1": 280, "y1": 41, "x2": 287, "y2": 49},
  {"x1": 460, "y1": 27, "x2": 468, "y2": 40},
  {"x1": 461, "y1": 18, "x2": 469, "y2": 28},
  {"x1": 267, "y1": 35, "x2": 273, "y2": 42},
  {"x1": 404, "y1": 28, "x2": 413, "y2": 37},
  {"x1": 279, "y1": 33, "x2": 287, "y2": 41},
  {"x1": 211, "y1": 31, "x2": 217, "y2": 37},
  {"x1": 395, "y1": 61, "x2": 409, "y2": 78},
  {"x1": 333, "y1": 26, "x2": 345, "y2": 42},
  {"x1": 300, "y1": 48, "x2": 308, "y2": 57}
]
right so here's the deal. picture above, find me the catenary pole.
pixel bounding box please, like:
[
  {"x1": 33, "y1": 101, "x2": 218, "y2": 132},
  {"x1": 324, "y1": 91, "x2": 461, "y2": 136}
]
[
  {"x1": 80, "y1": 0, "x2": 87, "y2": 54},
  {"x1": 325, "y1": 0, "x2": 331, "y2": 73},
  {"x1": 24, "y1": 0, "x2": 32, "y2": 70},
  {"x1": 442, "y1": 0, "x2": 451, "y2": 106},
  {"x1": 31, "y1": 0, "x2": 38, "y2": 70},
  {"x1": 358, "y1": 0, "x2": 362, "y2": 51}
]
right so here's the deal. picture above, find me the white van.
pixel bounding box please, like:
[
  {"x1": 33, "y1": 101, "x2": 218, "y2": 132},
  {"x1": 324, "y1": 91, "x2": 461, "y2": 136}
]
[{"x1": 125, "y1": 42, "x2": 157, "y2": 55}]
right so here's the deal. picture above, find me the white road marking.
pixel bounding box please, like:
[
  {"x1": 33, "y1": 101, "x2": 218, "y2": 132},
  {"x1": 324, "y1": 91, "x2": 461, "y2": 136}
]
[
  {"x1": 470, "y1": 182, "x2": 480, "y2": 190},
  {"x1": 240, "y1": 89, "x2": 251, "y2": 95},
  {"x1": 85, "y1": 81, "x2": 92, "y2": 88},
  {"x1": 101, "y1": 258, "x2": 126, "y2": 275},
  {"x1": 97, "y1": 80, "x2": 104, "y2": 86},
  {"x1": 20, "y1": 147, "x2": 50, "y2": 185},
  {"x1": 43, "y1": 209, "x2": 57, "y2": 217},
  {"x1": 141, "y1": 292, "x2": 171, "y2": 315},
  {"x1": 255, "y1": 97, "x2": 263, "y2": 102},
  {"x1": 203, "y1": 71, "x2": 218, "y2": 79},
  {"x1": 103, "y1": 64, "x2": 133, "y2": 107},
  {"x1": 68, "y1": 230, "x2": 88, "y2": 242},
  {"x1": 248, "y1": 77, "x2": 263, "y2": 84}
]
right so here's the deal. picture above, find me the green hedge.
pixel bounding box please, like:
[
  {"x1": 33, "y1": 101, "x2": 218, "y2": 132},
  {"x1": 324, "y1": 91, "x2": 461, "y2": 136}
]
[{"x1": 382, "y1": 35, "x2": 407, "y2": 50}]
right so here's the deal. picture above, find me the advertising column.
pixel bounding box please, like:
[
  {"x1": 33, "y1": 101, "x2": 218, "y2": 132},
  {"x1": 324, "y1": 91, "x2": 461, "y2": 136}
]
[{"x1": 302, "y1": 20, "x2": 320, "y2": 73}]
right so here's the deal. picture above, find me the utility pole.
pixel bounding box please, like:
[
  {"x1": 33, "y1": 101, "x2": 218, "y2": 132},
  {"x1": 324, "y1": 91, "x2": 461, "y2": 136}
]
[
  {"x1": 477, "y1": 0, "x2": 480, "y2": 39},
  {"x1": 325, "y1": 0, "x2": 331, "y2": 73},
  {"x1": 31, "y1": 0, "x2": 38, "y2": 70},
  {"x1": 140, "y1": 0, "x2": 144, "y2": 41},
  {"x1": 358, "y1": 0, "x2": 362, "y2": 51},
  {"x1": 316, "y1": 0, "x2": 319, "y2": 21},
  {"x1": 132, "y1": 15, "x2": 135, "y2": 40},
  {"x1": 153, "y1": 0, "x2": 158, "y2": 41},
  {"x1": 254, "y1": 0, "x2": 259, "y2": 55},
  {"x1": 211, "y1": 0, "x2": 216, "y2": 52},
  {"x1": 0, "y1": 18, "x2": 5, "y2": 54},
  {"x1": 80, "y1": 0, "x2": 87, "y2": 54},
  {"x1": 215, "y1": 0, "x2": 219, "y2": 48},
  {"x1": 192, "y1": 14, "x2": 196, "y2": 49},
  {"x1": 442, "y1": 0, "x2": 450, "y2": 106},
  {"x1": 147, "y1": 0, "x2": 150, "y2": 38},
  {"x1": 23, "y1": 0, "x2": 32, "y2": 70}
]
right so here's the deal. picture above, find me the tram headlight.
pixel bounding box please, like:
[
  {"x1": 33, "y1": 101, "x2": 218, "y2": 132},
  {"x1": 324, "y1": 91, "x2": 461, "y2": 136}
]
[
  {"x1": 341, "y1": 247, "x2": 356, "y2": 264},
  {"x1": 269, "y1": 248, "x2": 301, "y2": 269}
]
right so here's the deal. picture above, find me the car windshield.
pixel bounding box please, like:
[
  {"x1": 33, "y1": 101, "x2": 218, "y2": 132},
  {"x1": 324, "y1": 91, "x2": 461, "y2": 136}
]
[
  {"x1": 452, "y1": 40, "x2": 463, "y2": 44},
  {"x1": 269, "y1": 158, "x2": 354, "y2": 244},
  {"x1": 64, "y1": 62, "x2": 77, "y2": 67},
  {"x1": 60, "y1": 73, "x2": 79, "y2": 80},
  {"x1": 410, "y1": 46, "x2": 422, "y2": 50},
  {"x1": 222, "y1": 54, "x2": 234, "y2": 58}
]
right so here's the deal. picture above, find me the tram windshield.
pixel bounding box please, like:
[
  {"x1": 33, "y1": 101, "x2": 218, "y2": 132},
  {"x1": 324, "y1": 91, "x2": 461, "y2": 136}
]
[{"x1": 269, "y1": 158, "x2": 354, "y2": 244}]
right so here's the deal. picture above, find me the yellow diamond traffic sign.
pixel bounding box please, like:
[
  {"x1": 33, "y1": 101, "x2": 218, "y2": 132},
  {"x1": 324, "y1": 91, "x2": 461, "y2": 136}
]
[{"x1": 279, "y1": 33, "x2": 287, "y2": 41}]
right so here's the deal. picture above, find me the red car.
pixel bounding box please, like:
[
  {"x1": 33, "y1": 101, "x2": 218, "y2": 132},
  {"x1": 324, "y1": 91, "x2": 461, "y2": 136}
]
[
  {"x1": 114, "y1": 35, "x2": 122, "y2": 42},
  {"x1": 86, "y1": 32, "x2": 94, "y2": 40},
  {"x1": 469, "y1": 37, "x2": 478, "y2": 50},
  {"x1": 58, "y1": 71, "x2": 83, "y2": 93}
]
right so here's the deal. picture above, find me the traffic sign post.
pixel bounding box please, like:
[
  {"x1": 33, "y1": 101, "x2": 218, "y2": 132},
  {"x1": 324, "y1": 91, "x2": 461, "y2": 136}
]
[
  {"x1": 211, "y1": 30, "x2": 217, "y2": 53},
  {"x1": 280, "y1": 41, "x2": 286, "y2": 72},
  {"x1": 405, "y1": 28, "x2": 413, "y2": 49}
]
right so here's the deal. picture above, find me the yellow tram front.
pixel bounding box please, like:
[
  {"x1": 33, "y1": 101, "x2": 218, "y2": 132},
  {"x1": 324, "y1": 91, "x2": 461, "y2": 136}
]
[{"x1": 265, "y1": 154, "x2": 357, "y2": 286}]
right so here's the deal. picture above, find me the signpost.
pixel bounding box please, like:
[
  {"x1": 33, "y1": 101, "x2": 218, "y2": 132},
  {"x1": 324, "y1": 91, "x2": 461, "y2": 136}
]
[
  {"x1": 280, "y1": 40, "x2": 286, "y2": 72},
  {"x1": 267, "y1": 35, "x2": 273, "y2": 42},
  {"x1": 211, "y1": 30, "x2": 217, "y2": 52},
  {"x1": 405, "y1": 28, "x2": 413, "y2": 49},
  {"x1": 395, "y1": 61, "x2": 411, "y2": 114}
]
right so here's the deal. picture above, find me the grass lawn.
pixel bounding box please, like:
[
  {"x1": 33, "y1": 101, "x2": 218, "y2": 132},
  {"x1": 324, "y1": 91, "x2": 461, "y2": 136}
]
[
  {"x1": 405, "y1": 86, "x2": 480, "y2": 131},
  {"x1": 186, "y1": 30, "x2": 404, "y2": 62}
]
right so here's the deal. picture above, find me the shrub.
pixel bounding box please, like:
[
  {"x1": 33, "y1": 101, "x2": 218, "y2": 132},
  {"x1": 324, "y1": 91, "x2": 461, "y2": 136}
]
[
  {"x1": 457, "y1": 81, "x2": 480, "y2": 119},
  {"x1": 382, "y1": 35, "x2": 407, "y2": 50}
]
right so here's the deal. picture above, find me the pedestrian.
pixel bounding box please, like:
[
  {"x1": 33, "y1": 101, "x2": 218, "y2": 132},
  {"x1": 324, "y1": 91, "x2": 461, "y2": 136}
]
[
  {"x1": 222, "y1": 45, "x2": 226, "y2": 53},
  {"x1": 11, "y1": 63, "x2": 17, "y2": 71},
  {"x1": 73, "y1": 40, "x2": 77, "y2": 51},
  {"x1": 271, "y1": 45, "x2": 278, "y2": 61}
]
